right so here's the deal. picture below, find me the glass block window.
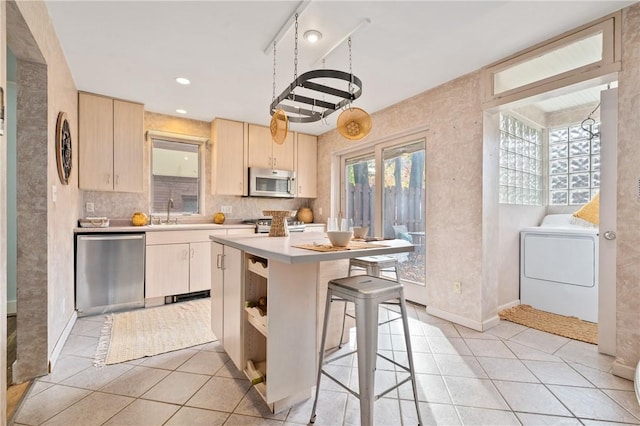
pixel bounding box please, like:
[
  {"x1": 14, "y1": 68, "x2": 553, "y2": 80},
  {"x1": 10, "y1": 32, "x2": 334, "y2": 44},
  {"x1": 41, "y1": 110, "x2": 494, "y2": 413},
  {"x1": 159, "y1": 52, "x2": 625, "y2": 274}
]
[
  {"x1": 548, "y1": 121, "x2": 600, "y2": 205},
  {"x1": 499, "y1": 114, "x2": 543, "y2": 205}
]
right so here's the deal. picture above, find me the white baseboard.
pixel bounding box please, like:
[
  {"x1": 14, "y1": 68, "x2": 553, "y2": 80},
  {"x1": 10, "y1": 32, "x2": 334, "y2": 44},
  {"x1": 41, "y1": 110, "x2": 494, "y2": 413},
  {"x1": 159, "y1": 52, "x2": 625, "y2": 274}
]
[
  {"x1": 497, "y1": 299, "x2": 520, "y2": 313},
  {"x1": 49, "y1": 311, "x2": 77, "y2": 372},
  {"x1": 612, "y1": 359, "x2": 637, "y2": 381},
  {"x1": 483, "y1": 314, "x2": 501, "y2": 330},
  {"x1": 7, "y1": 300, "x2": 16, "y2": 315},
  {"x1": 426, "y1": 306, "x2": 500, "y2": 332}
]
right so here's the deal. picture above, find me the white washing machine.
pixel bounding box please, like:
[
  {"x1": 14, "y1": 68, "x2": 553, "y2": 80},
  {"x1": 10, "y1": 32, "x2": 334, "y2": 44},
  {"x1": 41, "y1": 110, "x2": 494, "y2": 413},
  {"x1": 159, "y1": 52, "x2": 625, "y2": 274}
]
[{"x1": 520, "y1": 214, "x2": 599, "y2": 323}]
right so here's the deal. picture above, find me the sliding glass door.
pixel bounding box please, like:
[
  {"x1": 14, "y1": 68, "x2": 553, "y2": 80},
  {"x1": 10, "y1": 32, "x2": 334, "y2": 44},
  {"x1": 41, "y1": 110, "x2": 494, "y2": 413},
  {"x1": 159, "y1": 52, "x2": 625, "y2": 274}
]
[
  {"x1": 340, "y1": 135, "x2": 427, "y2": 304},
  {"x1": 382, "y1": 141, "x2": 426, "y2": 303}
]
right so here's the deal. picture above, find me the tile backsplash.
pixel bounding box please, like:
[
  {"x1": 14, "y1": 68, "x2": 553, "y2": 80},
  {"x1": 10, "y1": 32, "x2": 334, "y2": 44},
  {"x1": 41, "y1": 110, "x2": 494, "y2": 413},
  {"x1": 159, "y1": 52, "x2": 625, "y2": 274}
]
[{"x1": 81, "y1": 190, "x2": 311, "y2": 223}]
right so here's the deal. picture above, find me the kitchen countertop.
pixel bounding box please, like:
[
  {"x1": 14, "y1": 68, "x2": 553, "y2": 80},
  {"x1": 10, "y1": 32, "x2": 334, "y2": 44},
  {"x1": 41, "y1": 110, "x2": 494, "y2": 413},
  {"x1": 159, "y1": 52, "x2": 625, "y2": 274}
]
[
  {"x1": 74, "y1": 223, "x2": 256, "y2": 233},
  {"x1": 74, "y1": 222, "x2": 325, "y2": 234},
  {"x1": 209, "y1": 232, "x2": 413, "y2": 264}
]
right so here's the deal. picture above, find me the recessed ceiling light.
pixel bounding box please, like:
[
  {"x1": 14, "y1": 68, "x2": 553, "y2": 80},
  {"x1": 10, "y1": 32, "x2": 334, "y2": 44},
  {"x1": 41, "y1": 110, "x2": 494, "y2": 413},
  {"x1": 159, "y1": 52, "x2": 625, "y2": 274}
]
[
  {"x1": 176, "y1": 109, "x2": 187, "y2": 114},
  {"x1": 303, "y1": 30, "x2": 322, "y2": 44},
  {"x1": 175, "y1": 77, "x2": 190, "y2": 85}
]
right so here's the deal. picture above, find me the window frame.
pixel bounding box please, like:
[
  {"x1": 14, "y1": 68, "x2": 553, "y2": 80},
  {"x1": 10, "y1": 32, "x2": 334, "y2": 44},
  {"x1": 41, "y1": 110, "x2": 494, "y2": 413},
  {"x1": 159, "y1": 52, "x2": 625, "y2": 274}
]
[
  {"x1": 482, "y1": 13, "x2": 621, "y2": 109},
  {"x1": 147, "y1": 130, "x2": 208, "y2": 217},
  {"x1": 337, "y1": 131, "x2": 427, "y2": 238}
]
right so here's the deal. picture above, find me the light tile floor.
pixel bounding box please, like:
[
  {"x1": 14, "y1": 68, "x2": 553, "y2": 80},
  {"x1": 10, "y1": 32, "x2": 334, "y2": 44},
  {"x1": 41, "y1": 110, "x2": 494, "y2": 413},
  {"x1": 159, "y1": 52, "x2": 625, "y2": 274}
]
[{"x1": 12, "y1": 303, "x2": 640, "y2": 425}]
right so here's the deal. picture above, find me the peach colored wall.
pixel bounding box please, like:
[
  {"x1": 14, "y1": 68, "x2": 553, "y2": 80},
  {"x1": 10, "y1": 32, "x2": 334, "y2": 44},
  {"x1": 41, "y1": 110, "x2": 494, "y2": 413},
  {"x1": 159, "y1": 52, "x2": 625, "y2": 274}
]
[
  {"x1": 614, "y1": 3, "x2": 640, "y2": 376},
  {"x1": 317, "y1": 73, "x2": 488, "y2": 325}
]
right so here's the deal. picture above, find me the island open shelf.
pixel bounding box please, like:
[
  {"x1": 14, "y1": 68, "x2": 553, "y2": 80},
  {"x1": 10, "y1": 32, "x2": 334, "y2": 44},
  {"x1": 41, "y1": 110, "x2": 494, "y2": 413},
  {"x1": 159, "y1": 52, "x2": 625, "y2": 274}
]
[
  {"x1": 210, "y1": 232, "x2": 414, "y2": 413},
  {"x1": 244, "y1": 252, "x2": 316, "y2": 412}
]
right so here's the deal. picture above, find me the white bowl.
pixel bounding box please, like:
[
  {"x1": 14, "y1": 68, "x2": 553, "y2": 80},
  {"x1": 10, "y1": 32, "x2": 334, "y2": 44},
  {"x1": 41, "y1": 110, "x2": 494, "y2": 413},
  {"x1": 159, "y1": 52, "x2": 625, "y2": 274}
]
[
  {"x1": 327, "y1": 231, "x2": 353, "y2": 247},
  {"x1": 352, "y1": 226, "x2": 369, "y2": 239}
]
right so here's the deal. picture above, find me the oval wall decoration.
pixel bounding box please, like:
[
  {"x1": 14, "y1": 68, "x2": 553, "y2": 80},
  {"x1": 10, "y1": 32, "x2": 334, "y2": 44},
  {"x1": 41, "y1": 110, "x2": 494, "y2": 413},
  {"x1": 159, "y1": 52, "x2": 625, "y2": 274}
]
[{"x1": 56, "y1": 111, "x2": 72, "y2": 185}]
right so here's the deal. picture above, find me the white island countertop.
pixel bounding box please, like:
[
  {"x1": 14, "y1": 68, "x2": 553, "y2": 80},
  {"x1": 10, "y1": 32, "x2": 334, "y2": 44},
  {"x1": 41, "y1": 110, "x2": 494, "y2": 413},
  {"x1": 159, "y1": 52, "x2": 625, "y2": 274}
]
[{"x1": 209, "y1": 232, "x2": 413, "y2": 264}]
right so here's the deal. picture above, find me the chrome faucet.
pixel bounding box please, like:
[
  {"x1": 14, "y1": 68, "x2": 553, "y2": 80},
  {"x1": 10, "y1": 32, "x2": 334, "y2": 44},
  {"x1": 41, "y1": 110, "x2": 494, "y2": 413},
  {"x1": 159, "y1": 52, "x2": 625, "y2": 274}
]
[{"x1": 166, "y1": 197, "x2": 174, "y2": 223}]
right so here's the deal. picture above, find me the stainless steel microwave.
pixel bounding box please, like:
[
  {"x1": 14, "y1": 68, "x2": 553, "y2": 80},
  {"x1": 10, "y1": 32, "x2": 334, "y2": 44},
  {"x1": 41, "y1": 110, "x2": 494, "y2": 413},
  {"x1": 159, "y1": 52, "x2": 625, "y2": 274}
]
[{"x1": 248, "y1": 167, "x2": 296, "y2": 198}]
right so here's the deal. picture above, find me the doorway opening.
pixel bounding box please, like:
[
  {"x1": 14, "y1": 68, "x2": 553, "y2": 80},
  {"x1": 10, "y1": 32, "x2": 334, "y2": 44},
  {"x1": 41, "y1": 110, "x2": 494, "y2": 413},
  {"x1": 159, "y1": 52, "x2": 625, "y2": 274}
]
[
  {"x1": 489, "y1": 78, "x2": 617, "y2": 354},
  {"x1": 5, "y1": 3, "x2": 51, "y2": 420}
]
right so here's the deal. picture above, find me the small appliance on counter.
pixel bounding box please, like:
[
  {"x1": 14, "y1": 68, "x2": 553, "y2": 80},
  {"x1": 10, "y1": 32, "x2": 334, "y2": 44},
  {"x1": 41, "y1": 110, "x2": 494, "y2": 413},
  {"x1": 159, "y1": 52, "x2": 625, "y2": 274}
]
[
  {"x1": 78, "y1": 216, "x2": 109, "y2": 228},
  {"x1": 243, "y1": 216, "x2": 306, "y2": 234}
]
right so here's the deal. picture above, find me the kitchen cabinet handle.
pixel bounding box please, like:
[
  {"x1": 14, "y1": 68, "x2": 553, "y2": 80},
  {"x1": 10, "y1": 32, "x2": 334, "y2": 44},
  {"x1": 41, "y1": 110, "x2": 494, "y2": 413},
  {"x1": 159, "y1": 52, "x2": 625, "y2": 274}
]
[
  {"x1": 273, "y1": 157, "x2": 277, "y2": 167},
  {"x1": 191, "y1": 248, "x2": 195, "y2": 258},
  {"x1": 216, "y1": 253, "x2": 222, "y2": 269},
  {"x1": 106, "y1": 174, "x2": 110, "y2": 184},
  {"x1": 115, "y1": 174, "x2": 119, "y2": 186},
  {"x1": 182, "y1": 249, "x2": 188, "y2": 260},
  {"x1": 220, "y1": 254, "x2": 226, "y2": 270}
]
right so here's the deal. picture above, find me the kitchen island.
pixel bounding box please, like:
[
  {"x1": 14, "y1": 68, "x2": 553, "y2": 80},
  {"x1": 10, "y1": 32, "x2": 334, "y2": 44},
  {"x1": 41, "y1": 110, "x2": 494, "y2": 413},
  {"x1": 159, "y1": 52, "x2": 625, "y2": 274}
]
[{"x1": 209, "y1": 232, "x2": 413, "y2": 413}]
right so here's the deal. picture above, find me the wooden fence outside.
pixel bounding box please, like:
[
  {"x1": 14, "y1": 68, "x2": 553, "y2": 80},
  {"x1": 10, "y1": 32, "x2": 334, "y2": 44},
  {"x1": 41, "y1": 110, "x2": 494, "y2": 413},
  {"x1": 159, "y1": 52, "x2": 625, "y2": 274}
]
[{"x1": 347, "y1": 183, "x2": 425, "y2": 238}]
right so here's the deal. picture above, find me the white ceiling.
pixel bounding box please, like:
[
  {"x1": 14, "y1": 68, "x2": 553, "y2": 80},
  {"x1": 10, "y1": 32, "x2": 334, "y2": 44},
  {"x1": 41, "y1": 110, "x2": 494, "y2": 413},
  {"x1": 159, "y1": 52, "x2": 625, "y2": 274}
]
[{"x1": 44, "y1": 1, "x2": 635, "y2": 136}]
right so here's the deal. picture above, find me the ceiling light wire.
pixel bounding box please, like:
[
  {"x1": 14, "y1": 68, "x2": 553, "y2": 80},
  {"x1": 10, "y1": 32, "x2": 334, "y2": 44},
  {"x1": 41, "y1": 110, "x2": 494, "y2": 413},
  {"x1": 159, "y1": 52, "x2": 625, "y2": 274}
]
[
  {"x1": 262, "y1": 0, "x2": 311, "y2": 55},
  {"x1": 312, "y1": 18, "x2": 371, "y2": 67},
  {"x1": 272, "y1": 41, "x2": 277, "y2": 105},
  {"x1": 294, "y1": 13, "x2": 299, "y2": 81}
]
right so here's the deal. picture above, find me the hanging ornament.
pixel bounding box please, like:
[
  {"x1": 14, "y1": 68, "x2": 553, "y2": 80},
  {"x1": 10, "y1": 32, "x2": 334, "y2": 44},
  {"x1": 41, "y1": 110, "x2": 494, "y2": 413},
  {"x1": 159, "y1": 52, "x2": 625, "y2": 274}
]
[
  {"x1": 270, "y1": 109, "x2": 288, "y2": 144},
  {"x1": 270, "y1": 40, "x2": 288, "y2": 144},
  {"x1": 337, "y1": 37, "x2": 371, "y2": 140},
  {"x1": 337, "y1": 107, "x2": 372, "y2": 140}
]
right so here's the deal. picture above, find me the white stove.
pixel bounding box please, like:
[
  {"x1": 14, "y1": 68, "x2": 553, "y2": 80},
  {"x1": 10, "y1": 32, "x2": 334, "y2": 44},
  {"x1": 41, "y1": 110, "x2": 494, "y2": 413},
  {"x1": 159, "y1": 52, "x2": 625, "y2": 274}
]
[{"x1": 244, "y1": 218, "x2": 306, "y2": 233}]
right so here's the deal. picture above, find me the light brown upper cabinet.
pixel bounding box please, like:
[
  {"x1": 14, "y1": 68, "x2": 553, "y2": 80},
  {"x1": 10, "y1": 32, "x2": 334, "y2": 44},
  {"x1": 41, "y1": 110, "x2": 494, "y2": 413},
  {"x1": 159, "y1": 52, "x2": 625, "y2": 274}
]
[
  {"x1": 295, "y1": 133, "x2": 317, "y2": 198},
  {"x1": 248, "y1": 124, "x2": 294, "y2": 171},
  {"x1": 78, "y1": 92, "x2": 144, "y2": 192},
  {"x1": 211, "y1": 118, "x2": 247, "y2": 196}
]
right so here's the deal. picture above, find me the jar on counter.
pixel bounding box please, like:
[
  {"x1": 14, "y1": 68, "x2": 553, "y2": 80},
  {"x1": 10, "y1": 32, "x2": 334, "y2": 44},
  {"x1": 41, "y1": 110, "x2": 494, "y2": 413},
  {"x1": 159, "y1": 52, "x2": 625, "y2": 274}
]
[
  {"x1": 131, "y1": 212, "x2": 149, "y2": 226},
  {"x1": 297, "y1": 207, "x2": 313, "y2": 224}
]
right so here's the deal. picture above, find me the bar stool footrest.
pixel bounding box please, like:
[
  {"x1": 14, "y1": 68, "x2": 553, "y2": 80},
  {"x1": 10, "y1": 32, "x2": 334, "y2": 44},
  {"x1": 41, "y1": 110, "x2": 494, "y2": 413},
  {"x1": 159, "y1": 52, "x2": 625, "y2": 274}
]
[
  {"x1": 323, "y1": 349, "x2": 357, "y2": 365},
  {"x1": 376, "y1": 376, "x2": 413, "y2": 400},
  {"x1": 377, "y1": 352, "x2": 412, "y2": 373},
  {"x1": 321, "y1": 370, "x2": 360, "y2": 399}
]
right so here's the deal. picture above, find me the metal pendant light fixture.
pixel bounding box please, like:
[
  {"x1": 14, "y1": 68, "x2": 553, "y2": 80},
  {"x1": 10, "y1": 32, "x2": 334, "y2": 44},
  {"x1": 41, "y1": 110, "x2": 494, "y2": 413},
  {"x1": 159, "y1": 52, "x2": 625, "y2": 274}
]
[
  {"x1": 269, "y1": 14, "x2": 365, "y2": 124},
  {"x1": 337, "y1": 37, "x2": 372, "y2": 140},
  {"x1": 270, "y1": 41, "x2": 289, "y2": 144}
]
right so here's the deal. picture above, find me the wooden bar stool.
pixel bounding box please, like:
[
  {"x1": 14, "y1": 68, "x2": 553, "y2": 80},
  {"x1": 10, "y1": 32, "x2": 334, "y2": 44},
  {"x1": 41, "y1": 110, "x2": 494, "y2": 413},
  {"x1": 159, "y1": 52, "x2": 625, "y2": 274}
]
[{"x1": 310, "y1": 275, "x2": 422, "y2": 426}]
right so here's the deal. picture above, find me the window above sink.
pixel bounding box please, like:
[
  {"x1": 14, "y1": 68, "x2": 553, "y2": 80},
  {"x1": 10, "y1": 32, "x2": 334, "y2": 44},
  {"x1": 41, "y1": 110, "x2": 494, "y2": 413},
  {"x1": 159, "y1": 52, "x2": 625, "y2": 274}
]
[{"x1": 150, "y1": 136, "x2": 204, "y2": 216}]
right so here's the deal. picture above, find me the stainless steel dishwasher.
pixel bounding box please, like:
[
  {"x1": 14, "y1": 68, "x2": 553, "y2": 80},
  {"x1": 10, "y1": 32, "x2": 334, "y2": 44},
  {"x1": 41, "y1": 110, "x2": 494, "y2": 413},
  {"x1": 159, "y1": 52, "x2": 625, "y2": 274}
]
[{"x1": 75, "y1": 233, "x2": 145, "y2": 316}]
